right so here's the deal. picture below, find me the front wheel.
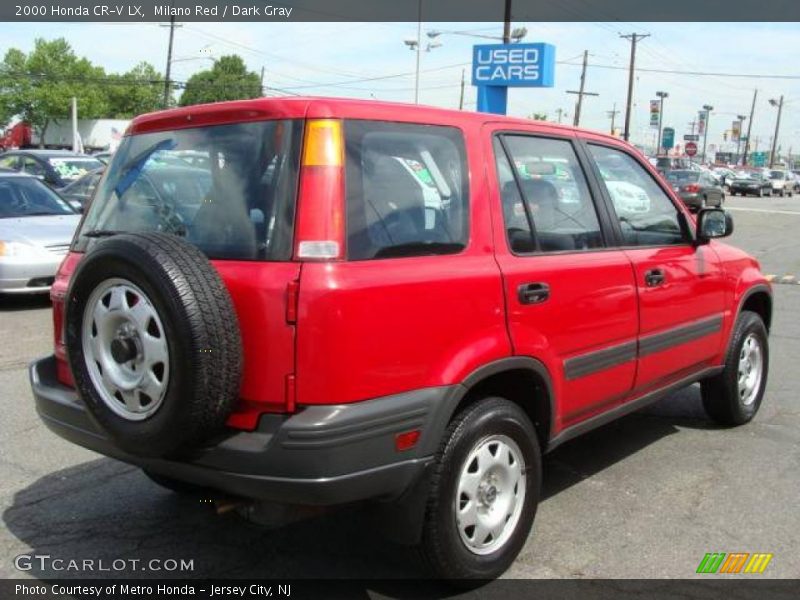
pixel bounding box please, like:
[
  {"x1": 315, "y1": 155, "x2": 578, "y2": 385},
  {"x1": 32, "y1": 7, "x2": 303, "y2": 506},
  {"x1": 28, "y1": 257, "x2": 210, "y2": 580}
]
[
  {"x1": 701, "y1": 311, "x2": 769, "y2": 426},
  {"x1": 419, "y1": 397, "x2": 541, "y2": 580}
]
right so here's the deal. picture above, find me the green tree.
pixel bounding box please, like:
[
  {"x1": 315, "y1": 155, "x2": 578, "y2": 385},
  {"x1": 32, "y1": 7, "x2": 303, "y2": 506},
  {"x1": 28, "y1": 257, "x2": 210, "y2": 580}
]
[
  {"x1": 179, "y1": 55, "x2": 261, "y2": 107},
  {"x1": 0, "y1": 38, "x2": 108, "y2": 145},
  {"x1": 105, "y1": 62, "x2": 163, "y2": 118},
  {"x1": 529, "y1": 112, "x2": 548, "y2": 121}
]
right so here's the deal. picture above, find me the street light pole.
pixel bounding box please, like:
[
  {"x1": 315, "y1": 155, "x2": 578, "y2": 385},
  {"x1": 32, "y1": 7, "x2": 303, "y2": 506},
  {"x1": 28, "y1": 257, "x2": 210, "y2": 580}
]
[
  {"x1": 656, "y1": 91, "x2": 668, "y2": 155},
  {"x1": 769, "y1": 95, "x2": 784, "y2": 168},
  {"x1": 701, "y1": 104, "x2": 713, "y2": 164}
]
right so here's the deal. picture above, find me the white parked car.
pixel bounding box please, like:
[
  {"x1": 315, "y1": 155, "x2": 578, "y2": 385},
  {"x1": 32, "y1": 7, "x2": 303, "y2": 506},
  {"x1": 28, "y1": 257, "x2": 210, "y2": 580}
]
[{"x1": 765, "y1": 169, "x2": 794, "y2": 196}]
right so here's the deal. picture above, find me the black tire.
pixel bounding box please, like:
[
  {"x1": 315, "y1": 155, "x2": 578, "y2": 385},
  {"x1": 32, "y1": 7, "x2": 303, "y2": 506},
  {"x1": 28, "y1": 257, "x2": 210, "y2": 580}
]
[
  {"x1": 143, "y1": 469, "x2": 209, "y2": 495},
  {"x1": 419, "y1": 397, "x2": 541, "y2": 581},
  {"x1": 701, "y1": 311, "x2": 769, "y2": 426},
  {"x1": 64, "y1": 233, "x2": 243, "y2": 457}
]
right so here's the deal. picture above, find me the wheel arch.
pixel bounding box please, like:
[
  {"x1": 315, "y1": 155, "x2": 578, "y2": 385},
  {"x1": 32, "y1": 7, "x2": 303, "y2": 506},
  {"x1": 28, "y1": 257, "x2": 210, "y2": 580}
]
[
  {"x1": 450, "y1": 357, "x2": 555, "y2": 451},
  {"x1": 738, "y1": 284, "x2": 773, "y2": 332}
]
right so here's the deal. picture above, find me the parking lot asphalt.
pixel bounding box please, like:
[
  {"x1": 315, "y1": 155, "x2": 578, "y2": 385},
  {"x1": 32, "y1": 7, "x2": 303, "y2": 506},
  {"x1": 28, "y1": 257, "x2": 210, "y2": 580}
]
[{"x1": 1, "y1": 197, "x2": 798, "y2": 581}]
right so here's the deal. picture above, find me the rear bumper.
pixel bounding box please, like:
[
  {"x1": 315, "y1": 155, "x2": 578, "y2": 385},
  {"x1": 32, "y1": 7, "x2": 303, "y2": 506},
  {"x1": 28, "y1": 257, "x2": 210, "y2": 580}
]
[{"x1": 30, "y1": 355, "x2": 460, "y2": 505}]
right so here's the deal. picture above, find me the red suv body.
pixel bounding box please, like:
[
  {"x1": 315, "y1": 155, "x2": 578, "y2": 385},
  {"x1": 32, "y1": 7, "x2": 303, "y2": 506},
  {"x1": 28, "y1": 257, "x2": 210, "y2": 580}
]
[{"x1": 30, "y1": 98, "x2": 772, "y2": 579}]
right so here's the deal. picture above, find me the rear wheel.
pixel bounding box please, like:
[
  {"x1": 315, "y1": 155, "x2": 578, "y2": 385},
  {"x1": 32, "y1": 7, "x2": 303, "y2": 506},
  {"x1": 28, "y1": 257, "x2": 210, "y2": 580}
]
[
  {"x1": 419, "y1": 397, "x2": 540, "y2": 580},
  {"x1": 701, "y1": 311, "x2": 769, "y2": 426}
]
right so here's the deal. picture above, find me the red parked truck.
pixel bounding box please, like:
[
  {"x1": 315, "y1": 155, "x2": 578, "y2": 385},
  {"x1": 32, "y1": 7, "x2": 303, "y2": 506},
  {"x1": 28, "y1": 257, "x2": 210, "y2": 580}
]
[{"x1": 30, "y1": 97, "x2": 772, "y2": 580}]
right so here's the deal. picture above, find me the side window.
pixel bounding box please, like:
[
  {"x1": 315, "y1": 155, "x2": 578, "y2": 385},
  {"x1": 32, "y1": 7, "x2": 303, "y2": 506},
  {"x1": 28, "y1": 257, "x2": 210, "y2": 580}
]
[
  {"x1": 22, "y1": 157, "x2": 45, "y2": 177},
  {"x1": 588, "y1": 144, "x2": 686, "y2": 247},
  {"x1": 494, "y1": 138, "x2": 534, "y2": 253},
  {"x1": 345, "y1": 120, "x2": 469, "y2": 260},
  {"x1": 0, "y1": 155, "x2": 18, "y2": 169},
  {"x1": 497, "y1": 134, "x2": 604, "y2": 253}
]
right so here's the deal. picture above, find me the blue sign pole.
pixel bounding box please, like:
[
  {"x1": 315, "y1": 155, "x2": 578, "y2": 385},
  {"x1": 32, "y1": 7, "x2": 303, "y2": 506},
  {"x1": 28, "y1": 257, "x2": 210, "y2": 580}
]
[
  {"x1": 472, "y1": 43, "x2": 556, "y2": 115},
  {"x1": 477, "y1": 86, "x2": 508, "y2": 115}
]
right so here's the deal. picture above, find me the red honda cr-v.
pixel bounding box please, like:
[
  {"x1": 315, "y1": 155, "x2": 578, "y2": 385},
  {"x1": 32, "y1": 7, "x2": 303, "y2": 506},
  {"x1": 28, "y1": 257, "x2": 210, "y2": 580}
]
[{"x1": 30, "y1": 97, "x2": 771, "y2": 580}]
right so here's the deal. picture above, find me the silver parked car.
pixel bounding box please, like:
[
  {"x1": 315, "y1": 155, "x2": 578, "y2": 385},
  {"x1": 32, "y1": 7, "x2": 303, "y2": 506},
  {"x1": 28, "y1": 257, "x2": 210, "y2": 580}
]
[{"x1": 0, "y1": 172, "x2": 81, "y2": 294}]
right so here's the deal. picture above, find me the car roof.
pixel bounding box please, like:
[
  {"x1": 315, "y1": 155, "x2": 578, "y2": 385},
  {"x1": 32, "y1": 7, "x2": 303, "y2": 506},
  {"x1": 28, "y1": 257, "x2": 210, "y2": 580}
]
[
  {"x1": 1, "y1": 149, "x2": 98, "y2": 159},
  {"x1": 129, "y1": 96, "x2": 625, "y2": 146},
  {"x1": 0, "y1": 170, "x2": 36, "y2": 178}
]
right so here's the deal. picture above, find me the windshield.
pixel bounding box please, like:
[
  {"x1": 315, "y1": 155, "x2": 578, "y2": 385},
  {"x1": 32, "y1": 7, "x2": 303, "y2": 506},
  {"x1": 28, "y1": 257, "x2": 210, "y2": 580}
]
[
  {"x1": 76, "y1": 119, "x2": 302, "y2": 260},
  {"x1": 768, "y1": 170, "x2": 785, "y2": 179},
  {"x1": 48, "y1": 157, "x2": 104, "y2": 182},
  {"x1": 0, "y1": 177, "x2": 76, "y2": 217}
]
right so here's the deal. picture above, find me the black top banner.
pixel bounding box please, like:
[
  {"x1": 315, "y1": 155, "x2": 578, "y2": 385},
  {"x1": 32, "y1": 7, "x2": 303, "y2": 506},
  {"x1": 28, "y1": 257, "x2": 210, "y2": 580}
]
[{"x1": 3, "y1": 0, "x2": 800, "y2": 22}]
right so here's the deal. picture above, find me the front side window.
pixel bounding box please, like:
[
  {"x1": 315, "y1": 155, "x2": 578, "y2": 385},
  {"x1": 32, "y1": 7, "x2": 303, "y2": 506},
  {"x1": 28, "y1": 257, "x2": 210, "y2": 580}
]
[
  {"x1": 22, "y1": 157, "x2": 45, "y2": 177},
  {"x1": 344, "y1": 120, "x2": 469, "y2": 260},
  {"x1": 589, "y1": 144, "x2": 686, "y2": 247},
  {"x1": 496, "y1": 134, "x2": 604, "y2": 253},
  {"x1": 76, "y1": 119, "x2": 302, "y2": 260}
]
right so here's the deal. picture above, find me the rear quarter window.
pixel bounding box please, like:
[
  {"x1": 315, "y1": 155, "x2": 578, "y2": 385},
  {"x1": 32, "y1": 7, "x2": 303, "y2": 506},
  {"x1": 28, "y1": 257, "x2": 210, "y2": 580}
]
[{"x1": 344, "y1": 120, "x2": 469, "y2": 260}]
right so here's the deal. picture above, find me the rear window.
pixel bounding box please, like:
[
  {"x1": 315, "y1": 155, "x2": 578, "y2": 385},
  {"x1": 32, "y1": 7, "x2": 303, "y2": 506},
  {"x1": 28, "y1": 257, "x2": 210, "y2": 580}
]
[
  {"x1": 666, "y1": 171, "x2": 699, "y2": 183},
  {"x1": 344, "y1": 120, "x2": 469, "y2": 260},
  {"x1": 75, "y1": 119, "x2": 302, "y2": 260},
  {"x1": 48, "y1": 157, "x2": 104, "y2": 181}
]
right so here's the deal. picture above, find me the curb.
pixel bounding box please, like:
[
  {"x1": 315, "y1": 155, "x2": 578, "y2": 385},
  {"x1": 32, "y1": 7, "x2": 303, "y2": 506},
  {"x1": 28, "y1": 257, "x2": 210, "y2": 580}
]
[{"x1": 765, "y1": 274, "x2": 800, "y2": 285}]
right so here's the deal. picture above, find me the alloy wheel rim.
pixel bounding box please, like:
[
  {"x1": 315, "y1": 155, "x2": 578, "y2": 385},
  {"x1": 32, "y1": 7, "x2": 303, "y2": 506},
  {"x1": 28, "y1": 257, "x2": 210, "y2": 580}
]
[
  {"x1": 455, "y1": 434, "x2": 526, "y2": 555},
  {"x1": 82, "y1": 278, "x2": 169, "y2": 421},
  {"x1": 737, "y1": 333, "x2": 763, "y2": 407}
]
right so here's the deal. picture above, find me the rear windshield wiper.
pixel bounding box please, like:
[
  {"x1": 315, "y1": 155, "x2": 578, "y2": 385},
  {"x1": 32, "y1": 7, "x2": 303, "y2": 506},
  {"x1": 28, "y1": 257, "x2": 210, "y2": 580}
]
[
  {"x1": 373, "y1": 241, "x2": 464, "y2": 259},
  {"x1": 82, "y1": 229, "x2": 124, "y2": 238}
]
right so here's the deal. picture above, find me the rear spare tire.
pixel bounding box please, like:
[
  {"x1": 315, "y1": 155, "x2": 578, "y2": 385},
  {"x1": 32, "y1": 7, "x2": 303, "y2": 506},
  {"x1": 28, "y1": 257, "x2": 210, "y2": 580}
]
[{"x1": 65, "y1": 233, "x2": 243, "y2": 457}]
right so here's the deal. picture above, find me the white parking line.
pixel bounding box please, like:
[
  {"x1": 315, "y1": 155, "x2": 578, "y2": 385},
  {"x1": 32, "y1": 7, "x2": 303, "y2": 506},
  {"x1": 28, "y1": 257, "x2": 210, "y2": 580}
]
[{"x1": 725, "y1": 206, "x2": 800, "y2": 216}]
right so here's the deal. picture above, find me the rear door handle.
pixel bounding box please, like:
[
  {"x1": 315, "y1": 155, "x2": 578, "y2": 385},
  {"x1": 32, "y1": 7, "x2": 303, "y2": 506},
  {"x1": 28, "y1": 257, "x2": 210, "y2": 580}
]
[
  {"x1": 645, "y1": 268, "x2": 666, "y2": 287},
  {"x1": 518, "y1": 282, "x2": 550, "y2": 305}
]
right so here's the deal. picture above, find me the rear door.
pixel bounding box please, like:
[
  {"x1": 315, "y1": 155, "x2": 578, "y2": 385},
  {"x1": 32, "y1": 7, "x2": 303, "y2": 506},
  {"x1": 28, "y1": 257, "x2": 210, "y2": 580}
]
[
  {"x1": 486, "y1": 125, "x2": 639, "y2": 431},
  {"x1": 585, "y1": 141, "x2": 725, "y2": 393}
]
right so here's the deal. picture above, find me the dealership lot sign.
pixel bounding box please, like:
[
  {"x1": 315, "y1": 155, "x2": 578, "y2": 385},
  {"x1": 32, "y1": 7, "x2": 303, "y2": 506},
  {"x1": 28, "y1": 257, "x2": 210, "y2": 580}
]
[{"x1": 471, "y1": 43, "x2": 556, "y2": 115}]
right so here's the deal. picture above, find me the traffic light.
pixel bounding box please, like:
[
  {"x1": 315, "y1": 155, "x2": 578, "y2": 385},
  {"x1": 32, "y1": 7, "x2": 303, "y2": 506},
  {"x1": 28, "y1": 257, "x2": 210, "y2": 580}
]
[{"x1": 723, "y1": 131, "x2": 728, "y2": 141}]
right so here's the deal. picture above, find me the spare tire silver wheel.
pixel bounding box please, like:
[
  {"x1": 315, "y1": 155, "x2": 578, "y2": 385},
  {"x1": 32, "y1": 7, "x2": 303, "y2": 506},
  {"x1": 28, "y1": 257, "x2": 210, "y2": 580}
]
[
  {"x1": 82, "y1": 278, "x2": 169, "y2": 421},
  {"x1": 65, "y1": 232, "x2": 243, "y2": 458}
]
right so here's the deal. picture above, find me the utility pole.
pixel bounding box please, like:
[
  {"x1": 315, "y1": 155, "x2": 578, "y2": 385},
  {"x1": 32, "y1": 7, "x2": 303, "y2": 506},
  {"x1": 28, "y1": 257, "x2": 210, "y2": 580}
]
[
  {"x1": 620, "y1": 33, "x2": 649, "y2": 142},
  {"x1": 735, "y1": 114, "x2": 747, "y2": 165},
  {"x1": 688, "y1": 119, "x2": 697, "y2": 136},
  {"x1": 413, "y1": 0, "x2": 422, "y2": 104},
  {"x1": 556, "y1": 108, "x2": 567, "y2": 124},
  {"x1": 655, "y1": 91, "x2": 668, "y2": 155},
  {"x1": 742, "y1": 89, "x2": 757, "y2": 166},
  {"x1": 607, "y1": 103, "x2": 619, "y2": 135},
  {"x1": 769, "y1": 95, "x2": 784, "y2": 168},
  {"x1": 458, "y1": 69, "x2": 465, "y2": 110},
  {"x1": 503, "y1": 0, "x2": 512, "y2": 43},
  {"x1": 162, "y1": 16, "x2": 177, "y2": 108},
  {"x1": 566, "y1": 50, "x2": 598, "y2": 127}
]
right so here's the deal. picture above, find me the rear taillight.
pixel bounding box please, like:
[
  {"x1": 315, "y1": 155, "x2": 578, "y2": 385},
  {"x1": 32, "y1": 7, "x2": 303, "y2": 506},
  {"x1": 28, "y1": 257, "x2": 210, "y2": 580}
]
[
  {"x1": 683, "y1": 184, "x2": 701, "y2": 193},
  {"x1": 51, "y1": 253, "x2": 82, "y2": 387},
  {"x1": 293, "y1": 119, "x2": 345, "y2": 261}
]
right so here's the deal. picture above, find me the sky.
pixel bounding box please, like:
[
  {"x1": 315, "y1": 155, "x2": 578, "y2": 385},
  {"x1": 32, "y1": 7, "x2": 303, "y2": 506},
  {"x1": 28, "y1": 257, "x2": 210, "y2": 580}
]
[{"x1": 1, "y1": 20, "x2": 799, "y2": 156}]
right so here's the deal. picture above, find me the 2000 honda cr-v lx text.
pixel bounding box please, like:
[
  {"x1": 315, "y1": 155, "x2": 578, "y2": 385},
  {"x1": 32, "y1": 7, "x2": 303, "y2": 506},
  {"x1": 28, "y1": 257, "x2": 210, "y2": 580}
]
[{"x1": 30, "y1": 97, "x2": 772, "y2": 580}]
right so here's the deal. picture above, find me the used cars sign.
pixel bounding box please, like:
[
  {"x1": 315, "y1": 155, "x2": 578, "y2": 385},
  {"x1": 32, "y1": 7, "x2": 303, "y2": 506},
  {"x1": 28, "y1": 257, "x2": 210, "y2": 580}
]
[{"x1": 471, "y1": 43, "x2": 556, "y2": 87}]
